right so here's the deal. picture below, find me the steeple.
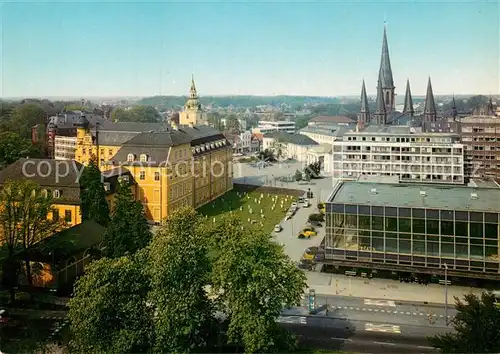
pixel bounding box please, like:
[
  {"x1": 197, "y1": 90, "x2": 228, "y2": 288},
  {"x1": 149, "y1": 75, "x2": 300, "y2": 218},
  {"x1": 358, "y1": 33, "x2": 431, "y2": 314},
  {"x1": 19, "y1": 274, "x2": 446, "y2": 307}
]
[
  {"x1": 189, "y1": 74, "x2": 198, "y2": 99},
  {"x1": 378, "y1": 25, "x2": 395, "y2": 112},
  {"x1": 423, "y1": 77, "x2": 437, "y2": 122},
  {"x1": 451, "y1": 95, "x2": 458, "y2": 120},
  {"x1": 487, "y1": 96, "x2": 495, "y2": 115},
  {"x1": 373, "y1": 83, "x2": 387, "y2": 125},
  {"x1": 359, "y1": 80, "x2": 370, "y2": 125},
  {"x1": 403, "y1": 79, "x2": 414, "y2": 117}
]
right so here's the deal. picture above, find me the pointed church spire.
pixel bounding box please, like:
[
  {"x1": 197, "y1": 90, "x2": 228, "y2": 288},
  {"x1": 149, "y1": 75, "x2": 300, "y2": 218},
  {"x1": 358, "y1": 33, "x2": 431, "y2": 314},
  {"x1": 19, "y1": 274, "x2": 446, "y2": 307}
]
[
  {"x1": 423, "y1": 77, "x2": 437, "y2": 122},
  {"x1": 451, "y1": 94, "x2": 458, "y2": 120},
  {"x1": 378, "y1": 25, "x2": 395, "y2": 112},
  {"x1": 189, "y1": 74, "x2": 198, "y2": 99},
  {"x1": 373, "y1": 83, "x2": 387, "y2": 125},
  {"x1": 403, "y1": 79, "x2": 414, "y2": 117},
  {"x1": 487, "y1": 96, "x2": 495, "y2": 115},
  {"x1": 359, "y1": 80, "x2": 370, "y2": 125}
]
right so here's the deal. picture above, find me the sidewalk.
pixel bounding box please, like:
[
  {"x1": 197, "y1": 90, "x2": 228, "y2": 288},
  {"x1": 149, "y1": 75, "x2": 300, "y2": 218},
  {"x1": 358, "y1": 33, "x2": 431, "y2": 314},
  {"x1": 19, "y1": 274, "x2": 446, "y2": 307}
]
[{"x1": 305, "y1": 272, "x2": 483, "y2": 304}]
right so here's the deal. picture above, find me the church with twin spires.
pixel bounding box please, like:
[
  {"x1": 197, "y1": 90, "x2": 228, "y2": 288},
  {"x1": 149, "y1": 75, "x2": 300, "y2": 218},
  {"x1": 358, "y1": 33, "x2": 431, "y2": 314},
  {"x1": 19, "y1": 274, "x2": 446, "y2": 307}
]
[{"x1": 357, "y1": 25, "x2": 451, "y2": 128}]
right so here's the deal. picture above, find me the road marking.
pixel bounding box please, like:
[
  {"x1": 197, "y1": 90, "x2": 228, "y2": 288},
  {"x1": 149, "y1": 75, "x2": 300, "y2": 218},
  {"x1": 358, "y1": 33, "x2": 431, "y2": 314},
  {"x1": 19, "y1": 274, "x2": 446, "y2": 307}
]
[
  {"x1": 356, "y1": 307, "x2": 360, "y2": 310},
  {"x1": 393, "y1": 311, "x2": 398, "y2": 314},
  {"x1": 420, "y1": 313, "x2": 424, "y2": 315},
  {"x1": 331, "y1": 337, "x2": 353, "y2": 341},
  {"x1": 344, "y1": 306, "x2": 348, "y2": 309},
  {"x1": 406, "y1": 312, "x2": 410, "y2": 315},
  {"x1": 413, "y1": 313, "x2": 417, "y2": 315},
  {"x1": 368, "y1": 308, "x2": 373, "y2": 311},
  {"x1": 418, "y1": 346, "x2": 434, "y2": 349},
  {"x1": 349, "y1": 307, "x2": 353, "y2": 310},
  {"x1": 374, "y1": 341, "x2": 396, "y2": 346},
  {"x1": 365, "y1": 323, "x2": 401, "y2": 334},
  {"x1": 439, "y1": 315, "x2": 443, "y2": 318},
  {"x1": 364, "y1": 299, "x2": 397, "y2": 307},
  {"x1": 362, "y1": 308, "x2": 366, "y2": 311},
  {"x1": 374, "y1": 309, "x2": 379, "y2": 312},
  {"x1": 380, "y1": 309, "x2": 385, "y2": 312},
  {"x1": 277, "y1": 316, "x2": 307, "y2": 324}
]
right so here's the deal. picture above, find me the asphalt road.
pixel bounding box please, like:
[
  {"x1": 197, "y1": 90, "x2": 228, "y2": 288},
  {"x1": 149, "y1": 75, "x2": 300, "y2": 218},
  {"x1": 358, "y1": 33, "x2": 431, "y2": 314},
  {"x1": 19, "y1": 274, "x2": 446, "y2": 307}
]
[{"x1": 280, "y1": 315, "x2": 445, "y2": 353}]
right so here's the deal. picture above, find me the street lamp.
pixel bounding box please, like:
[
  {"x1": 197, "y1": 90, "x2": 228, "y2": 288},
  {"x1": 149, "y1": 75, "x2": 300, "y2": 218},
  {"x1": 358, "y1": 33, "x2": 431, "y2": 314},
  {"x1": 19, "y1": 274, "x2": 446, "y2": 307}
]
[{"x1": 444, "y1": 263, "x2": 448, "y2": 325}]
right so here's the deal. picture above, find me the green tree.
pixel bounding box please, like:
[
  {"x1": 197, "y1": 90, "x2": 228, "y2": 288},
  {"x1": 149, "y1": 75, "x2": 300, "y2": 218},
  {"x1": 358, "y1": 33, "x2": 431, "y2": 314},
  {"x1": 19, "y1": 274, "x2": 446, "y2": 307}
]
[
  {"x1": 68, "y1": 252, "x2": 153, "y2": 354},
  {"x1": 111, "y1": 106, "x2": 161, "y2": 123},
  {"x1": 0, "y1": 180, "x2": 60, "y2": 300},
  {"x1": 79, "y1": 155, "x2": 110, "y2": 226},
  {"x1": 8, "y1": 104, "x2": 46, "y2": 139},
  {"x1": 306, "y1": 161, "x2": 321, "y2": 178},
  {"x1": 429, "y1": 292, "x2": 500, "y2": 353},
  {"x1": 148, "y1": 207, "x2": 215, "y2": 353},
  {"x1": 294, "y1": 169, "x2": 303, "y2": 182},
  {"x1": 208, "y1": 215, "x2": 307, "y2": 352},
  {"x1": 208, "y1": 112, "x2": 224, "y2": 130},
  {"x1": 0, "y1": 132, "x2": 42, "y2": 168},
  {"x1": 225, "y1": 114, "x2": 240, "y2": 134},
  {"x1": 103, "y1": 180, "x2": 152, "y2": 258},
  {"x1": 64, "y1": 105, "x2": 86, "y2": 111},
  {"x1": 304, "y1": 169, "x2": 311, "y2": 182}
]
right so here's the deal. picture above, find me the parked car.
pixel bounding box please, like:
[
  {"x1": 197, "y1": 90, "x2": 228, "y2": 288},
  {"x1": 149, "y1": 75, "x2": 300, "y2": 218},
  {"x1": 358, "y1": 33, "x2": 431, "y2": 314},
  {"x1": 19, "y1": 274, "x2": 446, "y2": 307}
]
[
  {"x1": 285, "y1": 213, "x2": 293, "y2": 221},
  {"x1": 297, "y1": 197, "x2": 305, "y2": 204},
  {"x1": 303, "y1": 198, "x2": 310, "y2": 207},
  {"x1": 274, "y1": 224, "x2": 282, "y2": 232},
  {"x1": 297, "y1": 232, "x2": 309, "y2": 239},
  {"x1": 302, "y1": 226, "x2": 317, "y2": 237},
  {"x1": 291, "y1": 202, "x2": 298, "y2": 209}
]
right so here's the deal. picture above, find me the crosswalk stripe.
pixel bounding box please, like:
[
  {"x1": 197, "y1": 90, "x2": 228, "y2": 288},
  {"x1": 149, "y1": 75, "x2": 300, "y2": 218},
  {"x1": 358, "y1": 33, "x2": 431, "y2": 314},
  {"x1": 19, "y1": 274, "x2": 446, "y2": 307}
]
[
  {"x1": 365, "y1": 323, "x2": 401, "y2": 334},
  {"x1": 364, "y1": 299, "x2": 396, "y2": 307}
]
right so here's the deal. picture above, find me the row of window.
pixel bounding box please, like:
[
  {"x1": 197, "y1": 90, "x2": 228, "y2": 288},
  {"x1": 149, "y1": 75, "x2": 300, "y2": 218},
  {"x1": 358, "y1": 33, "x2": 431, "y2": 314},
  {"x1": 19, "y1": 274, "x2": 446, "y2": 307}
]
[{"x1": 52, "y1": 209, "x2": 73, "y2": 223}]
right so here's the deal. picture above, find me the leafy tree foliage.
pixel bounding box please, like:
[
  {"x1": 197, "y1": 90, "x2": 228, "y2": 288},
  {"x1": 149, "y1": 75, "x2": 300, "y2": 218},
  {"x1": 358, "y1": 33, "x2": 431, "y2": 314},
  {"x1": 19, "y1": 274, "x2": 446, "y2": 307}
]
[
  {"x1": 0, "y1": 180, "x2": 61, "y2": 301},
  {"x1": 257, "y1": 149, "x2": 276, "y2": 162},
  {"x1": 7, "y1": 104, "x2": 46, "y2": 139},
  {"x1": 79, "y1": 155, "x2": 109, "y2": 226},
  {"x1": 208, "y1": 215, "x2": 307, "y2": 352},
  {"x1": 0, "y1": 132, "x2": 42, "y2": 168},
  {"x1": 110, "y1": 105, "x2": 161, "y2": 123},
  {"x1": 148, "y1": 208, "x2": 215, "y2": 353},
  {"x1": 429, "y1": 292, "x2": 500, "y2": 353},
  {"x1": 68, "y1": 252, "x2": 153, "y2": 354},
  {"x1": 225, "y1": 114, "x2": 240, "y2": 134},
  {"x1": 294, "y1": 169, "x2": 303, "y2": 181},
  {"x1": 306, "y1": 161, "x2": 321, "y2": 178},
  {"x1": 103, "y1": 180, "x2": 152, "y2": 258},
  {"x1": 208, "y1": 112, "x2": 224, "y2": 131}
]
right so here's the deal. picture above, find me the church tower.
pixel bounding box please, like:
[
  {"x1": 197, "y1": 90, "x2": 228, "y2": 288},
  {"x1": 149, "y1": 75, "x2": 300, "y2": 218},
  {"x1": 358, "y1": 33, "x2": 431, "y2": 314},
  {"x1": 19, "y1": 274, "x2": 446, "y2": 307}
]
[
  {"x1": 179, "y1": 75, "x2": 208, "y2": 126},
  {"x1": 359, "y1": 80, "x2": 370, "y2": 125},
  {"x1": 451, "y1": 95, "x2": 458, "y2": 120},
  {"x1": 378, "y1": 25, "x2": 395, "y2": 113},
  {"x1": 403, "y1": 79, "x2": 414, "y2": 117},
  {"x1": 423, "y1": 77, "x2": 437, "y2": 122},
  {"x1": 373, "y1": 83, "x2": 387, "y2": 125}
]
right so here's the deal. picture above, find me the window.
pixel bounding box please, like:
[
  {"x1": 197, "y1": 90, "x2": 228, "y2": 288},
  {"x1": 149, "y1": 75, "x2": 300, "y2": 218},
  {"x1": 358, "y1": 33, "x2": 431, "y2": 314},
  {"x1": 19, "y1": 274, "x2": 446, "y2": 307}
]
[
  {"x1": 154, "y1": 172, "x2": 160, "y2": 181},
  {"x1": 53, "y1": 209, "x2": 59, "y2": 221},
  {"x1": 65, "y1": 210, "x2": 72, "y2": 223},
  {"x1": 108, "y1": 149, "x2": 113, "y2": 156},
  {"x1": 53, "y1": 190, "x2": 61, "y2": 198},
  {"x1": 140, "y1": 171, "x2": 145, "y2": 180},
  {"x1": 82, "y1": 148, "x2": 86, "y2": 154},
  {"x1": 127, "y1": 154, "x2": 135, "y2": 162},
  {"x1": 140, "y1": 154, "x2": 149, "y2": 162}
]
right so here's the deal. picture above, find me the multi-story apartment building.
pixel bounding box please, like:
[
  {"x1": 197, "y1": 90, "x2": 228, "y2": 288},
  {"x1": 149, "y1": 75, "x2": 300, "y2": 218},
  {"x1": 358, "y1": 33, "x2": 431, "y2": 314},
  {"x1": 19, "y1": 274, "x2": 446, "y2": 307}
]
[
  {"x1": 54, "y1": 136, "x2": 77, "y2": 160},
  {"x1": 299, "y1": 125, "x2": 351, "y2": 145},
  {"x1": 332, "y1": 125, "x2": 464, "y2": 184},
  {"x1": 325, "y1": 180, "x2": 500, "y2": 281},
  {"x1": 255, "y1": 120, "x2": 296, "y2": 134},
  {"x1": 460, "y1": 115, "x2": 500, "y2": 182}
]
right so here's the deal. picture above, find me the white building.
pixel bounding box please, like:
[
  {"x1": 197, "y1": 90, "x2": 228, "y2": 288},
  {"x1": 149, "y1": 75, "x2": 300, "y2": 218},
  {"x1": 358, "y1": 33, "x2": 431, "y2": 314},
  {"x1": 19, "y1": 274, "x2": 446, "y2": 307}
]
[
  {"x1": 54, "y1": 136, "x2": 77, "y2": 160},
  {"x1": 255, "y1": 120, "x2": 295, "y2": 134},
  {"x1": 299, "y1": 125, "x2": 352, "y2": 145},
  {"x1": 332, "y1": 125, "x2": 464, "y2": 184},
  {"x1": 262, "y1": 132, "x2": 318, "y2": 162}
]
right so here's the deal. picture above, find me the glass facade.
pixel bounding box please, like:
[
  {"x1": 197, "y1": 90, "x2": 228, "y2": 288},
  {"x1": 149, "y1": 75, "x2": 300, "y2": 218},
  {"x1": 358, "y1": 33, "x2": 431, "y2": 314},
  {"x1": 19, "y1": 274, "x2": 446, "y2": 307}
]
[{"x1": 325, "y1": 203, "x2": 500, "y2": 274}]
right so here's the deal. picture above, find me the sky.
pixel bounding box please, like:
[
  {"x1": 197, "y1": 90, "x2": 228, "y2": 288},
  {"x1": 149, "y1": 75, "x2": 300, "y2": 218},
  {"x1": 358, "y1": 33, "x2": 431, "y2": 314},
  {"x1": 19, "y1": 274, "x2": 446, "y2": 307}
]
[{"x1": 0, "y1": 0, "x2": 498, "y2": 98}]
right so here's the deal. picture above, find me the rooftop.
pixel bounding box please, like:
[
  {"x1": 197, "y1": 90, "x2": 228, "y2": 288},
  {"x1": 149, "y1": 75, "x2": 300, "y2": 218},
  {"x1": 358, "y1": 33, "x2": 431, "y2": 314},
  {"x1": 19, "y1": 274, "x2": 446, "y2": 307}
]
[
  {"x1": 300, "y1": 125, "x2": 351, "y2": 137},
  {"x1": 350, "y1": 124, "x2": 459, "y2": 137},
  {"x1": 328, "y1": 181, "x2": 500, "y2": 212},
  {"x1": 263, "y1": 131, "x2": 318, "y2": 146},
  {"x1": 309, "y1": 116, "x2": 355, "y2": 124}
]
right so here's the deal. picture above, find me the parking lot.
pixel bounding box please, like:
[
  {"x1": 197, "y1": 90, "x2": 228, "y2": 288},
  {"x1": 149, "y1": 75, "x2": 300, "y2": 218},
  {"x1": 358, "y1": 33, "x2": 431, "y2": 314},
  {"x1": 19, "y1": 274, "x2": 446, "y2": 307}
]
[{"x1": 273, "y1": 199, "x2": 325, "y2": 263}]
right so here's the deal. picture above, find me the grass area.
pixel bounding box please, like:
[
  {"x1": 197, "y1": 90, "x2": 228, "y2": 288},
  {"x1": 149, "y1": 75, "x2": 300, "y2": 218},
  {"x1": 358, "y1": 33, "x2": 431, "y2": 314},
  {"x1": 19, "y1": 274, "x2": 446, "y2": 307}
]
[{"x1": 197, "y1": 188, "x2": 296, "y2": 233}]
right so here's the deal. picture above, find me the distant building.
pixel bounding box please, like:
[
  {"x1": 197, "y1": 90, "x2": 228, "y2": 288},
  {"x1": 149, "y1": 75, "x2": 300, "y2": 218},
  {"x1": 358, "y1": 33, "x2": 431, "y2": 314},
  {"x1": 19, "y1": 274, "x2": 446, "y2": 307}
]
[
  {"x1": 299, "y1": 124, "x2": 352, "y2": 145},
  {"x1": 255, "y1": 120, "x2": 295, "y2": 134},
  {"x1": 262, "y1": 131, "x2": 317, "y2": 162},
  {"x1": 460, "y1": 115, "x2": 500, "y2": 182},
  {"x1": 179, "y1": 76, "x2": 208, "y2": 126},
  {"x1": 332, "y1": 125, "x2": 464, "y2": 184},
  {"x1": 325, "y1": 180, "x2": 500, "y2": 281},
  {"x1": 308, "y1": 116, "x2": 355, "y2": 126},
  {"x1": 54, "y1": 136, "x2": 77, "y2": 160}
]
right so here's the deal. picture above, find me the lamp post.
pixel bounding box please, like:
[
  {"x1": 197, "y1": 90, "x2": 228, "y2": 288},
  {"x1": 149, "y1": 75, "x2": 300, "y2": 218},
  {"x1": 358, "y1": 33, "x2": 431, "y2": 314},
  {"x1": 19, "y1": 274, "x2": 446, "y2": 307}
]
[{"x1": 444, "y1": 263, "x2": 448, "y2": 325}]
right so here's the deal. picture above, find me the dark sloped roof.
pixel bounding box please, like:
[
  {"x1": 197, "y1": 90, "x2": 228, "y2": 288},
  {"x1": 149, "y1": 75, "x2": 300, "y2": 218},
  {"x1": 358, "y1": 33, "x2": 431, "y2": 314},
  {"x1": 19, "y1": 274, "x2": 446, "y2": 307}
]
[
  {"x1": 178, "y1": 125, "x2": 226, "y2": 145},
  {"x1": 360, "y1": 80, "x2": 369, "y2": 114},
  {"x1": 403, "y1": 79, "x2": 414, "y2": 115},
  {"x1": 0, "y1": 158, "x2": 83, "y2": 188},
  {"x1": 310, "y1": 116, "x2": 355, "y2": 124},
  {"x1": 264, "y1": 131, "x2": 318, "y2": 146},
  {"x1": 16, "y1": 220, "x2": 106, "y2": 264},
  {"x1": 97, "y1": 131, "x2": 140, "y2": 146},
  {"x1": 378, "y1": 26, "x2": 394, "y2": 89}
]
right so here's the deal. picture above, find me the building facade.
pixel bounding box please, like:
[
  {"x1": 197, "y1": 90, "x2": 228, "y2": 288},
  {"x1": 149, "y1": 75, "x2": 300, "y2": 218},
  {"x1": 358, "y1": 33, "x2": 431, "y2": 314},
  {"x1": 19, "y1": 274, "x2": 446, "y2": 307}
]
[
  {"x1": 325, "y1": 181, "x2": 500, "y2": 281},
  {"x1": 262, "y1": 132, "x2": 318, "y2": 162},
  {"x1": 460, "y1": 115, "x2": 500, "y2": 182},
  {"x1": 54, "y1": 136, "x2": 77, "y2": 160},
  {"x1": 256, "y1": 120, "x2": 296, "y2": 134},
  {"x1": 332, "y1": 126, "x2": 464, "y2": 184}
]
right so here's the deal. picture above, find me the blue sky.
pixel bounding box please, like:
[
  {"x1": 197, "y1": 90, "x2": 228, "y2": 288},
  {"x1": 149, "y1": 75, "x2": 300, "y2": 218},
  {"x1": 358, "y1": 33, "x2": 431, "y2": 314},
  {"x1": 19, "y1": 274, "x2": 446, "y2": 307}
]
[{"x1": 1, "y1": 0, "x2": 498, "y2": 97}]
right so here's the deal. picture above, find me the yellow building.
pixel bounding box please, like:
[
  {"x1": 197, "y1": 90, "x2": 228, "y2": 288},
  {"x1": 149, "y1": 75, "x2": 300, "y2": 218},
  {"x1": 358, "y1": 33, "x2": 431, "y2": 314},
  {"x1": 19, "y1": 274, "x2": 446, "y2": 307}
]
[
  {"x1": 0, "y1": 158, "x2": 135, "y2": 228},
  {"x1": 179, "y1": 76, "x2": 208, "y2": 126},
  {"x1": 72, "y1": 78, "x2": 232, "y2": 224}
]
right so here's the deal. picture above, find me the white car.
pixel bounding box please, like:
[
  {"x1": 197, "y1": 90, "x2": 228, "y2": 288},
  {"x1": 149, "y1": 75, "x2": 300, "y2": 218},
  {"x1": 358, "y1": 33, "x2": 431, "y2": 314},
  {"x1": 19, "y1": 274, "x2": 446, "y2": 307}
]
[{"x1": 274, "y1": 224, "x2": 282, "y2": 232}]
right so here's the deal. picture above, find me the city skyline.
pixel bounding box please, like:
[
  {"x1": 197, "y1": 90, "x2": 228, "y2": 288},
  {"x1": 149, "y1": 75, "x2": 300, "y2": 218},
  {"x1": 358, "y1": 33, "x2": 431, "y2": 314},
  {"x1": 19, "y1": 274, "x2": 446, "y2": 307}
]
[{"x1": 1, "y1": 1, "x2": 498, "y2": 98}]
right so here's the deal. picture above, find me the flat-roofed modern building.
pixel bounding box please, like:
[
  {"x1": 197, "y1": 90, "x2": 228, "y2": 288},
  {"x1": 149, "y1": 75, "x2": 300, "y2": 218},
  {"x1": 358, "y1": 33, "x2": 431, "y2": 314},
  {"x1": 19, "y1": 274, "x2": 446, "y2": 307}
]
[
  {"x1": 325, "y1": 181, "x2": 500, "y2": 280},
  {"x1": 256, "y1": 120, "x2": 296, "y2": 134},
  {"x1": 332, "y1": 125, "x2": 465, "y2": 184}
]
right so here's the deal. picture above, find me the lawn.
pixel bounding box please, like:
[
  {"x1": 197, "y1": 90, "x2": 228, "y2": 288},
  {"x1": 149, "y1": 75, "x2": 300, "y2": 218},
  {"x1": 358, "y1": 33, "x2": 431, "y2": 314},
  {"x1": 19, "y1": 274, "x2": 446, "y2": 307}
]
[{"x1": 197, "y1": 188, "x2": 297, "y2": 233}]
